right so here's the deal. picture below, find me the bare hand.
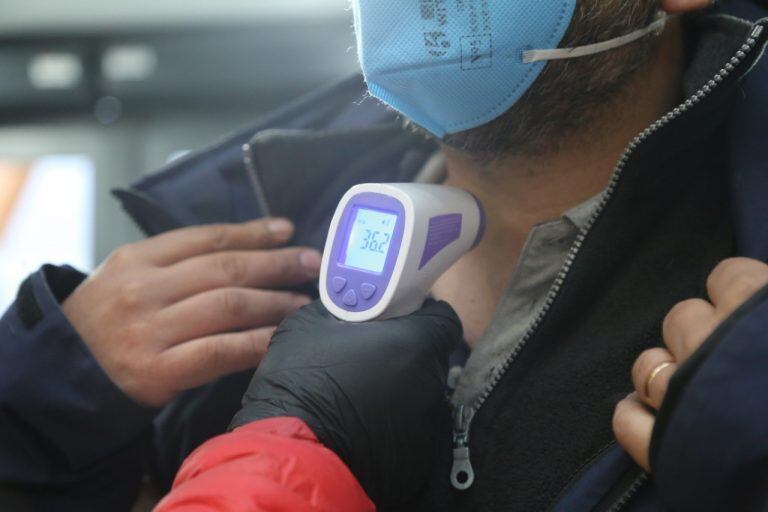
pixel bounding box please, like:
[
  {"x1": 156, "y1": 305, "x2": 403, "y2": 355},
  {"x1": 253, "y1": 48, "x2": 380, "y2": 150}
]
[
  {"x1": 62, "y1": 218, "x2": 321, "y2": 407},
  {"x1": 613, "y1": 258, "x2": 768, "y2": 471}
]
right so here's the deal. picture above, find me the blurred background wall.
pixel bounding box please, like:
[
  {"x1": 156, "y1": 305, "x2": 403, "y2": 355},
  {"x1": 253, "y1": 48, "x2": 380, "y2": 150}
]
[{"x1": 0, "y1": 0, "x2": 359, "y2": 308}]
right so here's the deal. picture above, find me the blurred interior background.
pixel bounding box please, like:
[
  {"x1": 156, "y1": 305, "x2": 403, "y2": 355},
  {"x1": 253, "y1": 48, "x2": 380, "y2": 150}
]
[{"x1": 0, "y1": 0, "x2": 359, "y2": 309}]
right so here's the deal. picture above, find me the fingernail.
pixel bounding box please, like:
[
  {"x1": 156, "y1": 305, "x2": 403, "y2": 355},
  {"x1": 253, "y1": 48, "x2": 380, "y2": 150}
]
[
  {"x1": 267, "y1": 218, "x2": 294, "y2": 239},
  {"x1": 300, "y1": 250, "x2": 322, "y2": 273}
]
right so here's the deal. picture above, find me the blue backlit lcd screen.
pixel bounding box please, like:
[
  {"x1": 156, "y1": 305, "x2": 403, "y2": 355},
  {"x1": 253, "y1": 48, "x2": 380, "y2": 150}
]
[{"x1": 342, "y1": 207, "x2": 398, "y2": 273}]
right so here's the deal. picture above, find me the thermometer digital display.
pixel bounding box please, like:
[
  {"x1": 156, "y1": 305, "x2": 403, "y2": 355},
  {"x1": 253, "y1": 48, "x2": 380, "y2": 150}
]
[
  {"x1": 320, "y1": 183, "x2": 485, "y2": 322},
  {"x1": 341, "y1": 207, "x2": 398, "y2": 274}
]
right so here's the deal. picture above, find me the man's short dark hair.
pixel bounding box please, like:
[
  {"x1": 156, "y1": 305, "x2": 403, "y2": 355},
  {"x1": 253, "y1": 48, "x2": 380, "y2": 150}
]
[{"x1": 418, "y1": 0, "x2": 662, "y2": 162}]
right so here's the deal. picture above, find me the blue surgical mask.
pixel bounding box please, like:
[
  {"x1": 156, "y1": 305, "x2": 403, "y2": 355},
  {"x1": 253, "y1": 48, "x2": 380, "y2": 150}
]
[{"x1": 352, "y1": 0, "x2": 668, "y2": 138}]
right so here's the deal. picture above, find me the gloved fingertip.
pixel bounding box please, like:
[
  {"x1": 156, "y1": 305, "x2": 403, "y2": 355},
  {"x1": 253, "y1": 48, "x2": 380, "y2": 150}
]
[
  {"x1": 300, "y1": 300, "x2": 339, "y2": 322},
  {"x1": 418, "y1": 299, "x2": 462, "y2": 324},
  {"x1": 306, "y1": 299, "x2": 329, "y2": 314},
  {"x1": 417, "y1": 300, "x2": 464, "y2": 349}
]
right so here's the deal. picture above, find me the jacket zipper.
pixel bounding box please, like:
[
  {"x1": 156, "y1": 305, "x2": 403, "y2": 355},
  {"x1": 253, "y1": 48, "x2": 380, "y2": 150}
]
[
  {"x1": 451, "y1": 405, "x2": 476, "y2": 490},
  {"x1": 607, "y1": 472, "x2": 649, "y2": 512},
  {"x1": 242, "y1": 141, "x2": 274, "y2": 217},
  {"x1": 450, "y1": 23, "x2": 765, "y2": 491}
]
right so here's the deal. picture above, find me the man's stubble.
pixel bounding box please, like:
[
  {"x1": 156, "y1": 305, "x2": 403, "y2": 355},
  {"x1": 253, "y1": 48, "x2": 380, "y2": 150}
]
[{"x1": 407, "y1": 0, "x2": 663, "y2": 164}]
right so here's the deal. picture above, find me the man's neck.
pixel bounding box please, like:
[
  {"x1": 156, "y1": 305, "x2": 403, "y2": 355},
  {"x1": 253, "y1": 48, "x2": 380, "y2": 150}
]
[{"x1": 433, "y1": 20, "x2": 686, "y2": 347}]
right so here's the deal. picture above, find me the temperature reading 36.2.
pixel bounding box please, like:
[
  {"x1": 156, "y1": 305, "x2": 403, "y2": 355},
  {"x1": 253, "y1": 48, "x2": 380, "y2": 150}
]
[
  {"x1": 342, "y1": 207, "x2": 398, "y2": 274},
  {"x1": 360, "y1": 229, "x2": 391, "y2": 254}
]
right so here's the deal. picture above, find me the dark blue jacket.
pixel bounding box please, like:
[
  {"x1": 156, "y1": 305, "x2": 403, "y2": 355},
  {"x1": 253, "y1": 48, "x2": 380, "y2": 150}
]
[{"x1": 1, "y1": 3, "x2": 767, "y2": 511}]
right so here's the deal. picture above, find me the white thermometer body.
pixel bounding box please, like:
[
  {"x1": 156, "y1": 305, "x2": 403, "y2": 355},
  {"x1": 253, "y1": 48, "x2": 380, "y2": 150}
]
[{"x1": 320, "y1": 183, "x2": 485, "y2": 322}]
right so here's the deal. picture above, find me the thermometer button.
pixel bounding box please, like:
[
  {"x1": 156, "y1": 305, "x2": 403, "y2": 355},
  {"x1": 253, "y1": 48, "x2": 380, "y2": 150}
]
[
  {"x1": 343, "y1": 290, "x2": 358, "y2": 307},
  {"x1": 360, "y1": 283, "x2": 377, "y2": 300},
  {"x1": 332, "y1": 277, "x2": 348, "y2": 293}
]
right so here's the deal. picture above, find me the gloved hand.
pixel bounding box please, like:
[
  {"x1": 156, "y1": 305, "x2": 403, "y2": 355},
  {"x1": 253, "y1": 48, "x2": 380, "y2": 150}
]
[{"x1": 230, "y1": 299, "x2": 462, "y2": 507}]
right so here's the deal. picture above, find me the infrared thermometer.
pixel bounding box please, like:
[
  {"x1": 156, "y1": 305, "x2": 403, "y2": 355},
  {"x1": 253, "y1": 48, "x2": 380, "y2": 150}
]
[{"x1": 320, "y1": 183, "x2": 485, "y2": 322}]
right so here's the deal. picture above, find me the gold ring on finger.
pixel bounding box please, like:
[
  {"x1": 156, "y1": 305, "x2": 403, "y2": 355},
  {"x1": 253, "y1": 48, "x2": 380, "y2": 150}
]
[{"x1": 645, "y1": 361, "x2": 674, "y2": 402}]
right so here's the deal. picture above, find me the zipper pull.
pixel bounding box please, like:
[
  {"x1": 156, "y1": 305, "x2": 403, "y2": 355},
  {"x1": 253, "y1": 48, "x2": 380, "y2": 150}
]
[{"x1": 451, "y1": 404, "x2": 476, "y2": 490}]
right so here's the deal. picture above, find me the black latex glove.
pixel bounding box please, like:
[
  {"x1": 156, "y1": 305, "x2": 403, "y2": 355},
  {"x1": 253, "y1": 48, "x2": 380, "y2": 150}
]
[{"x1": 230, "y1": 299, "x2": 462, "y2": 508}]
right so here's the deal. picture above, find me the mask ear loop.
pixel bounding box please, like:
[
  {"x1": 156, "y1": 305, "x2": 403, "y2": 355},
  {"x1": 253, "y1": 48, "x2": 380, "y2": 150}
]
[{"x1": 522, "y1": 13, "x2": 672, "y2": 64}]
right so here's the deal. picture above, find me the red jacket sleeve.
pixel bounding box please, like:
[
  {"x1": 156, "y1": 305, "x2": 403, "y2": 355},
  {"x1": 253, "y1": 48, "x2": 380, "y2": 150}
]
[{"x1": 154, "y1": 417, "x2": 375, "y2": 512}]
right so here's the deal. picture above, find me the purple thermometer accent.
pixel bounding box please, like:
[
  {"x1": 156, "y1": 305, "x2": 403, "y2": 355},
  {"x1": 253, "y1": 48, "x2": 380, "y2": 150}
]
[
  {"x1": 326, "y1": 192, "x2": 406, "y2": 313},
  {"x1": 419, "y1": 214, "x2": 462, "y2": 269}
]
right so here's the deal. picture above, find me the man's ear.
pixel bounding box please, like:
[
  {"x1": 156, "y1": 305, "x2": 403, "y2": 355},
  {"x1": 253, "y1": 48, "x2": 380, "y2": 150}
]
[{"x1": 660, "y1": 0, "x2": 713, "y2": 14}]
